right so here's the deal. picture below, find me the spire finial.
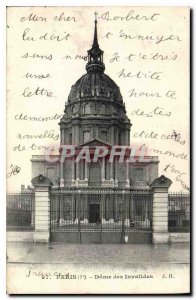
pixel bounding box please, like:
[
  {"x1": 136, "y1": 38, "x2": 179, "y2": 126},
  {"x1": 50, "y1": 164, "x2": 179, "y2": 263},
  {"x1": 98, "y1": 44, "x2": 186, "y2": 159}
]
[
  {"x1": 94, "y1": 11, "x2": 98, "y2": 22},
  {"x1": 93, "y1": 12, "x2": 98, "y2": 46}
]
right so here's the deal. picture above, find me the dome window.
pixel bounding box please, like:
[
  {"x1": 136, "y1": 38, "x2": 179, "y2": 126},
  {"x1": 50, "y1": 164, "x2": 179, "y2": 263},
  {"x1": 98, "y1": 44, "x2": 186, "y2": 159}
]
[
  {"x1": 84, "y1": 103, "x2": 92, "y2": 115},
  {"x1": 101, "y1": 104, "x2": 105, "y2": 115},
  {"x1": 83, "y1": 131, "x2": 91, "y2": 143}
]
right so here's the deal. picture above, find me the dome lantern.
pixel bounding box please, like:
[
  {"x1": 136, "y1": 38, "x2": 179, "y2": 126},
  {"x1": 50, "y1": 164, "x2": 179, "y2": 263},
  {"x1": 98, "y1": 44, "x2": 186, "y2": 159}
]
[{"x1": 86, "y1": 12, "x2": 105, "y2": 73}]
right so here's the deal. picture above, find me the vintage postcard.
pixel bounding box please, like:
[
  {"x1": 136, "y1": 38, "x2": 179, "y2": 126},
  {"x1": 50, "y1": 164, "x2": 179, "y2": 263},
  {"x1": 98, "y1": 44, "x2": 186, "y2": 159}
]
[{"x1": 6, "y1": 6, "x2": 190, "y2": 294}]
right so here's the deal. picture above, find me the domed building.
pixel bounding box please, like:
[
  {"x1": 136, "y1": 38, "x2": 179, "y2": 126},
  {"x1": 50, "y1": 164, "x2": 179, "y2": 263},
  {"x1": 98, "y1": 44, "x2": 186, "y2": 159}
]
[
  {"x1": 31, "y1": 17, "x2": 159, "y2": 236},
  {"x1": 6, "y1": 14, "x2": 186, "y2": 247},
  {"x1": 60, "y1": 21, "x2": 131, "y2": 147},
  {"x1": 32, "y1": 17, "x2": 159, "y2": 190},
  {"x1": 23, "y1": 15, "x2": 166, "y2": 245}
]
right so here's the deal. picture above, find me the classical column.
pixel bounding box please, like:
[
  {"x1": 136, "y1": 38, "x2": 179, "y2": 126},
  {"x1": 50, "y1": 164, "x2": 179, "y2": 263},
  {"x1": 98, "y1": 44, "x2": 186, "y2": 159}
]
[
  {"x1": 76, "y1": 161, "x2": 80, "y2": 184},
  {"x1": 124, "y1": 130, "x2": 129, "y2": 145},
  {"x1": 127, "y1": 130, "x2": 130, "y2": 145},
  {"x1": 61, "y1": 128, "x2": 65, "y2": 145},
  {"x1": 110, "y1": 126, "x2": 114, "y2": 144},
  {"x1": 85, "y1": 161, "x2": 88, "y2": 181},
  {"x1": 75, "y1": 125, "x2": 79, "y2": 146},
  {"x1": 110, "y1": 161, "x2": 114, "y2": 184},
  {"x1": 96, "y1": 125, "x2": 99, "y2": 138},
  {"x1": 90, "y1": 126, "x2": 93, "y2": 140},
  {"x1": 77, "y1": 160, "x2": 88, "y2": 187},
  {"x1": 31, "y1": 175, "x2": 53, "y2": 243},
  {"x1": 150, "y1": 175, "x2": 172, "y2": 244},
  {"x1": 114, "y1": 158, "x2": 118, "y2": 187},
  {"x1": 60, "y1": 158, "x2": 64, "y2": 188},
  {"x1": 60, "y1": 128, "x2": 63, "y2": 144},
  {"x1": 71, "y1": 158, "x2": 76, "y2": 186},
  {"x1": 125, "y1": 160, "x2": 130, "y2": 187},
  {"x1": 72, "y1": 126, "x2": 75, "y2": 144},
  {"x1": 116, "y1": 127, "x2": 119, "y2": 144},
  {"x1": 101, "y1": 158, "x2": 105, "y2": 183}
]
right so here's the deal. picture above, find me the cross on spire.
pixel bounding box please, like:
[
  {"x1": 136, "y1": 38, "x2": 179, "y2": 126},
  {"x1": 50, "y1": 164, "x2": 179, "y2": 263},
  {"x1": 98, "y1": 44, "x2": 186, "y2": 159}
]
[
  {"x1": 94, "y1": 11, "x2": 98, "y2": 22},
  {"x1": 93, "y1": 12, "x2": 98, "y2": 46}
]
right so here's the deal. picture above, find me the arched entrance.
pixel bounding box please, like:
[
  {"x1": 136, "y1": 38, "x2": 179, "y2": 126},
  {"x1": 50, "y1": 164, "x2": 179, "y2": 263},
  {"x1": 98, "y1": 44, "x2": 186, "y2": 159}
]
[{"x1": 88, "y1": 161, "x2": 101, "y2": 187}]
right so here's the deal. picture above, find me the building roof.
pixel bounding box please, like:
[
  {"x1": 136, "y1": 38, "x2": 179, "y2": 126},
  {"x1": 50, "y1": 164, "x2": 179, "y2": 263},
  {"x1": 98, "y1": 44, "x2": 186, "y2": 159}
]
[
  {"x1": 68, "y1": 72, "x2": 123, "y2": 104},
  {"x1": 67, "y1": 16, "x2": 123, "y2": 105}
]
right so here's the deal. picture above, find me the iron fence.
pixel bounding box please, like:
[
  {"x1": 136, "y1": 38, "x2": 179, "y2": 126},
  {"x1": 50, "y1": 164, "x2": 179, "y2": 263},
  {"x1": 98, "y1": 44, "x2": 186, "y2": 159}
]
[
  {"x1": 50, "y1": 188, "x2": 153, "y2": 234},
  {"x1": 6, "y1": 189, "x2": 190, "y2": 234},
  {"x1": 168, "y1": 192, "x2": 190, "y2": 232},
  {"x1": 6, "y1": 192, "x2": 35, "y2": 231}
]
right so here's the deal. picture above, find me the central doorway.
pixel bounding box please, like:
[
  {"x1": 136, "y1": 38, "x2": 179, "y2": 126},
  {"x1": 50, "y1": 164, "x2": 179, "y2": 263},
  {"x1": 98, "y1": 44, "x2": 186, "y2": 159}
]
[{"x1": 89, "y1": 203, "x2": 100, "y2": 223}]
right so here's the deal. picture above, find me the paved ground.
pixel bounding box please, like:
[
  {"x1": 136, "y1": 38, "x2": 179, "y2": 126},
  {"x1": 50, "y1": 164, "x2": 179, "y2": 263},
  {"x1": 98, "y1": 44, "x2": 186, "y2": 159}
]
[
  {"x1": 7, "y1": 242, "x2": 190, "y2": 265},
  {"x1": 6, "y1": 243, "x2": 190, "y2": 294}
]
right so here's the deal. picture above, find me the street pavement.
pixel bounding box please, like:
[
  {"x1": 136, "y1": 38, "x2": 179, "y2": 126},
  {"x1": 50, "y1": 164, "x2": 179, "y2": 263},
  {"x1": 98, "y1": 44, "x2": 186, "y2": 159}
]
[
  {"x1": 6, "y1": 242, "x2": 190, "y2": 294},
  {"x1": 7, "y1": 242, "x2": 190, "y2": 265}
]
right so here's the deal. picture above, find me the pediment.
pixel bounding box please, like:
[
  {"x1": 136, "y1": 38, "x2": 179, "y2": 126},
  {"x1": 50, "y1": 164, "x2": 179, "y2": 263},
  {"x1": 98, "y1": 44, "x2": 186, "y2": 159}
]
[{"x1": 78, "y1": 138, "x2": 112, "y2": 148}]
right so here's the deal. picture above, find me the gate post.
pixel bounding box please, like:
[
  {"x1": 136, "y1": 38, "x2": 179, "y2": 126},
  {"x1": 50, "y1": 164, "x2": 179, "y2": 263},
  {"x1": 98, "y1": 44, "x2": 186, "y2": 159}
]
[
  {"x1": 31, "y1": 174, "x2": 53, "y2": 243},
  {"x1": 150, "y1": 175, "x2": 172, "y2": 244}
]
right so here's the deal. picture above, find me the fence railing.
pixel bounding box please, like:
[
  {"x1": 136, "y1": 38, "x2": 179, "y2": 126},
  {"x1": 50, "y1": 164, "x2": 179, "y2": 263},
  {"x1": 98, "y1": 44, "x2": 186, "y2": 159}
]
[
  {"x1": 50, "y1": 188, "x2": 153, "y2": 233},
  {"x1": 168, "y1": 192, "x2": 190, "y2": 232},
  {"x1": 6, "y1": 189, "x2": 190, "y2": 234},
  {"x1": 6, "y1": 192, "x2": 35, "y2": 231}
]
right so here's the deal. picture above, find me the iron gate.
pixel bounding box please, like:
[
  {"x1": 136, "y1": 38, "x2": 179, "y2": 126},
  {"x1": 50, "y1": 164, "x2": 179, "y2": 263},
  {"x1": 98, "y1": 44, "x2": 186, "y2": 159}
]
[{"x1": 50, "y1": 188, "x2": 153, "y2": 243}]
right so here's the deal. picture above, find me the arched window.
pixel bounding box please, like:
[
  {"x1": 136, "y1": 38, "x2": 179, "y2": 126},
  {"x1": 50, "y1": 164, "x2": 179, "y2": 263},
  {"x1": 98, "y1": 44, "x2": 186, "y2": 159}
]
[
  {"x1": 84, "y1": 103, "x2": 92, "y2": 115},
  {"x1": 101, "y1": 104, "x2": 105, "y2": 115}
]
